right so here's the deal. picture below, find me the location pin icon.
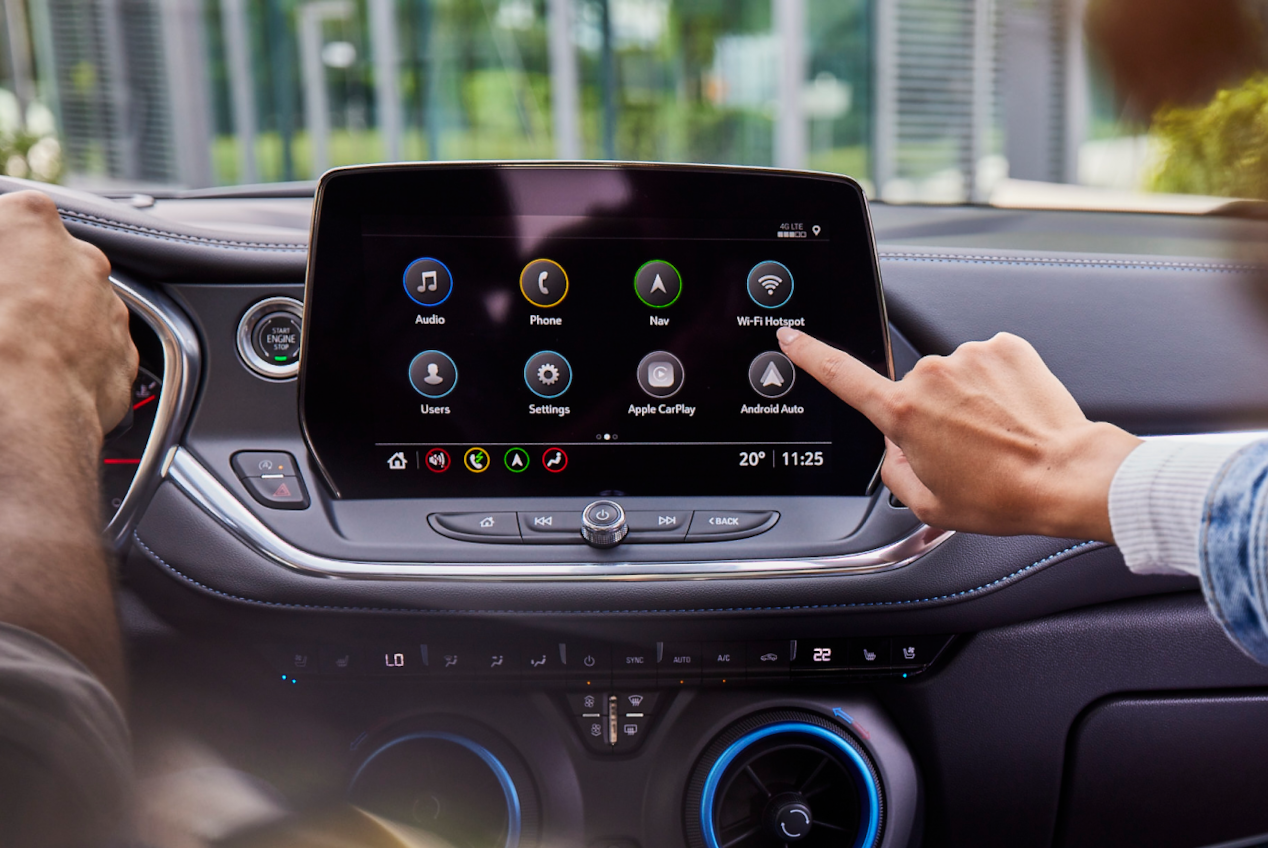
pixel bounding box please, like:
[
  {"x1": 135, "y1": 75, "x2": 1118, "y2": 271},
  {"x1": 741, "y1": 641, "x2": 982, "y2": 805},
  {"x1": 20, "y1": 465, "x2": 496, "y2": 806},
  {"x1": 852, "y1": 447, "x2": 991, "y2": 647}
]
[{"x1": 812, "y1": 225, "x2": 821, "y2": 236}]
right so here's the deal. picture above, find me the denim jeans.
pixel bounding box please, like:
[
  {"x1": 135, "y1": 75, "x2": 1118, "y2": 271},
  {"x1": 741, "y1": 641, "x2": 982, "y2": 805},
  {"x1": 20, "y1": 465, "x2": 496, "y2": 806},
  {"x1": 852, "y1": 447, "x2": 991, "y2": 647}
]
[{"x1": 1200, "y1": 441, "x2": 1268, "y2": 663}]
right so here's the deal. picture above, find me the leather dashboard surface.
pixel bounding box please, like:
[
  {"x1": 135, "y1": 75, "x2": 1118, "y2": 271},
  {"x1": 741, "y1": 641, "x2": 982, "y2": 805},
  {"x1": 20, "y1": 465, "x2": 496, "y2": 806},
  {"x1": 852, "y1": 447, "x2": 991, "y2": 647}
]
[{"x1": 3, "y1": 175, "x2": 1266, "y2": 627}]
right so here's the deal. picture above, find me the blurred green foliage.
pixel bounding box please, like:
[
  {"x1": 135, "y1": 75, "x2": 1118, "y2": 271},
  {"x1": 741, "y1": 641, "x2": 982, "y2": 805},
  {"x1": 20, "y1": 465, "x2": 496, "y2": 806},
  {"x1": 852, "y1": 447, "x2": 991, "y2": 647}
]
[{"x1": 1149, "y1": 75, "x2": 1268, "y2": 199}]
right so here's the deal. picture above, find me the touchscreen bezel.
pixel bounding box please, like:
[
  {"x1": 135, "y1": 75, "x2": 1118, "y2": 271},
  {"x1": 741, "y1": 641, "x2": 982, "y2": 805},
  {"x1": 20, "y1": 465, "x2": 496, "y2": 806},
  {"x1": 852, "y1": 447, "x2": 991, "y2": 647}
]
[{"x1": 299, "y1": 161, "x2": 893, "y2": 501}]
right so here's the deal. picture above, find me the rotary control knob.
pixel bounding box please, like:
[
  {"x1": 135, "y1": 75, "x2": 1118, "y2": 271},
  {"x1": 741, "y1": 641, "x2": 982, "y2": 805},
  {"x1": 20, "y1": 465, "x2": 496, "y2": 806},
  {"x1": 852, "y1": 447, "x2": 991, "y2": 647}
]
[
  {"x1": 581, "y1": 500, "x2": 627, "y2": 548},
  {"x1": 762, "y1": 792, "x2": 814, "y2": 842}
]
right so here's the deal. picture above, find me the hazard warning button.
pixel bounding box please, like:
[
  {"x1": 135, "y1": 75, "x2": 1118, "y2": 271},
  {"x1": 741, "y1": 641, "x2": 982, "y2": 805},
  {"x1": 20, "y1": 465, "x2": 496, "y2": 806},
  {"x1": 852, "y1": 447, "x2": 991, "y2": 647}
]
[
  {"x1": 232, "y1": 450, "x2": 310, "y2": 509},
  {"x1": 243, "y1": 475, "x2": 309, "y2": 509}
]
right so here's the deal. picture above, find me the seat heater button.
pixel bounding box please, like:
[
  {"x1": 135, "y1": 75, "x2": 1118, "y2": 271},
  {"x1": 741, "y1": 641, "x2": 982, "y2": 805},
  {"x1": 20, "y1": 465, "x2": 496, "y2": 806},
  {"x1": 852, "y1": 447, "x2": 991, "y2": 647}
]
[
  {"x1": 687, "y1": 510, "x2": 776, "y2": 539},
  {"x1": 432, "y1": 512, "x2": 521, "y2": 538}
]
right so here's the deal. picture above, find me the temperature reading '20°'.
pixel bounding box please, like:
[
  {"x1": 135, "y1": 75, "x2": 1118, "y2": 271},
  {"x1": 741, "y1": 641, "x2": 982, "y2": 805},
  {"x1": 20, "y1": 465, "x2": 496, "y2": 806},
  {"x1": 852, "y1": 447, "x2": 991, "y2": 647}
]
[{"x1": 738, "y1": 451, "x2": 767, "y2": 467}]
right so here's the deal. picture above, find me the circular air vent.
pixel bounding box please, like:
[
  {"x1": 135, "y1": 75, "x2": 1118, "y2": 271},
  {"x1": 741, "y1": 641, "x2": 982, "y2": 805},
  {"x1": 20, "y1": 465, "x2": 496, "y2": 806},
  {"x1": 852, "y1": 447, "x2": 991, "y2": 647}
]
[
  {"x1": 348, "y1": 730, "x2": 532, "y2": 848},
  {"x1": 685, "y1": 710, "x2": 883, "y2": 848}
]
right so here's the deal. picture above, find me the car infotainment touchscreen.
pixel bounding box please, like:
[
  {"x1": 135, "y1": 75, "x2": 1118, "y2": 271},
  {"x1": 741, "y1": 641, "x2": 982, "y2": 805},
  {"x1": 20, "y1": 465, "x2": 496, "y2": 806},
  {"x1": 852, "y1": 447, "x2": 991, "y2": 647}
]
[{"x1": 300, "y1": 164, "x2": 890, "y2": 499}]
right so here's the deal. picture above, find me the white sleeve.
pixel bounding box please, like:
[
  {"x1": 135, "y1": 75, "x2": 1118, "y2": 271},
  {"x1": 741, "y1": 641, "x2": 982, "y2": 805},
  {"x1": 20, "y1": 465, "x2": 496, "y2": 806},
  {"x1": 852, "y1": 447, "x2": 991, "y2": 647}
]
[{"x1": 1107, "y1": 439, "x2": 1246, "y2": 576}]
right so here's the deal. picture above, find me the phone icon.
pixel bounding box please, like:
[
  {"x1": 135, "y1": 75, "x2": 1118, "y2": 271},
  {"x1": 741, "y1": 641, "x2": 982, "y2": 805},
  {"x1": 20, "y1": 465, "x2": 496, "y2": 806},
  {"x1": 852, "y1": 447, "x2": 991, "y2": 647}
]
[{"x1": 520, "y1": 259, "x2": 569, "y2": 307}]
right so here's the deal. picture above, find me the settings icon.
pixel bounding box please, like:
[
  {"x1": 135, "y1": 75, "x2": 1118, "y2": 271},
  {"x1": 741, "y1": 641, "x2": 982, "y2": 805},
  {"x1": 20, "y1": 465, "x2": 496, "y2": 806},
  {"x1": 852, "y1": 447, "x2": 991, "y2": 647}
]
[{"x1": 536, "y1": 363, "x2": 561, "y2": 385}]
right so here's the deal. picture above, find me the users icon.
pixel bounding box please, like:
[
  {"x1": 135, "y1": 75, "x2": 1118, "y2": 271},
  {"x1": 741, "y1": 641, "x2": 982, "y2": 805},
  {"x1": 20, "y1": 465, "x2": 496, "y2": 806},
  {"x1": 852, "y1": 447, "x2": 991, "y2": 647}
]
[{"x1": 408, "y1": 350, "x2": 457, "y2": 398}]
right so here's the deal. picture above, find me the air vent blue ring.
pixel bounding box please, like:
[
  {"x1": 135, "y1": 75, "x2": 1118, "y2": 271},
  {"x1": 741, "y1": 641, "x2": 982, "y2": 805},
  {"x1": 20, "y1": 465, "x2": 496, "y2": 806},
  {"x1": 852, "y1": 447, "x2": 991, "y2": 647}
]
[
  {"x1": 699, "y1": 721, "x2": 880, "y2": 848},
  {"x1": 350, "y1": 731, "x2": 522, "y2": 848}
]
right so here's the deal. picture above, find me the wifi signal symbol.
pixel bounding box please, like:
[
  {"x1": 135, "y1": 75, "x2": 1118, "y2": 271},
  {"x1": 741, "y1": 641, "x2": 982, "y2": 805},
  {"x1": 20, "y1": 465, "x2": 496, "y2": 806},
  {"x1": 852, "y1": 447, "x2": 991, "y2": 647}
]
[{"x1": 759, "y1": 274, "x2": 783, "y2": 295}]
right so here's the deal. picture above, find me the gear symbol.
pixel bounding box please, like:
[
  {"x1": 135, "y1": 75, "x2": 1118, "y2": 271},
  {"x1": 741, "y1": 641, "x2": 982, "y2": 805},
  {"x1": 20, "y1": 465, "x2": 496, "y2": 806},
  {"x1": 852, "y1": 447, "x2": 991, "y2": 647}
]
[{"x1": 537, "y1": 363, "x2": 561, "y2": 386}]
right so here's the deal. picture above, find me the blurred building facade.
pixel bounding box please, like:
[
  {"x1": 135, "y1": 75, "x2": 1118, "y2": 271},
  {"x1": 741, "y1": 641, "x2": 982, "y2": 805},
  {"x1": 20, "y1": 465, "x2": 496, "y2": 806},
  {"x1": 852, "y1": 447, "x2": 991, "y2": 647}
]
[{"x1": 0, "y1": 0, "x2": 1097, "y2": 198}]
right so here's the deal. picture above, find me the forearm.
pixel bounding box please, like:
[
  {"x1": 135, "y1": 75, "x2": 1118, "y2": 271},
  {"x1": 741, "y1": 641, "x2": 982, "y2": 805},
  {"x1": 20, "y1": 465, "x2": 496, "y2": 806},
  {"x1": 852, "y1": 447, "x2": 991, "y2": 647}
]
[
  {"x1": 0, "y1": 373, "x2": 124, "y2": 699},
  {"x1": 1195, "y1": 440, "x2": 1268, "y2": 663}
]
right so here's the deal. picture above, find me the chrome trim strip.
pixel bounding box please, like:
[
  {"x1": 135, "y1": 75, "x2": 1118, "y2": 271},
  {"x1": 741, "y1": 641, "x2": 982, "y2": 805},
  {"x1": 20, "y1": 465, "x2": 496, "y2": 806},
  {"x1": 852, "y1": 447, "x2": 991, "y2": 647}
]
[
  {"x1": 104, "y1": 275, "x2": 201, "y2": 550},
  {"x1": 165, "y1": 447, "x2": 952, "y2": 581},
  {"x1": 160, "y1": 429, "x2": 1268, "y2": 581}
]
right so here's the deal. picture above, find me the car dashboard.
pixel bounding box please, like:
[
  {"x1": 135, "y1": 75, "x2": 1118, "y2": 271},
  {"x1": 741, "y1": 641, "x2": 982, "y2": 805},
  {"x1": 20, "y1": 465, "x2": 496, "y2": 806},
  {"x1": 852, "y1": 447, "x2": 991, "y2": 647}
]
[{"x1": 8, "y1": 164, "x2": 1268, "y2": 848}]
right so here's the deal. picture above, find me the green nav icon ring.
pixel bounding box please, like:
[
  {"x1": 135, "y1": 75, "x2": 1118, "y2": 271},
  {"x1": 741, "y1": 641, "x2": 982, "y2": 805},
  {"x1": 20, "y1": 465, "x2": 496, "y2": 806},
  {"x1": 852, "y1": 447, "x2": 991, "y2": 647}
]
[
  {"x1": 634, "y1": 259, "x2": 682, "y2": 308},
  {"x1": 524, "y1": 350, "x2": 573, "y2": 398},
  {"x1": 504, "y1": 447, "x2": 531, "y2": 472},
  {"x1": 409, "y1": 350, "x2": 458, "y2": 398}
]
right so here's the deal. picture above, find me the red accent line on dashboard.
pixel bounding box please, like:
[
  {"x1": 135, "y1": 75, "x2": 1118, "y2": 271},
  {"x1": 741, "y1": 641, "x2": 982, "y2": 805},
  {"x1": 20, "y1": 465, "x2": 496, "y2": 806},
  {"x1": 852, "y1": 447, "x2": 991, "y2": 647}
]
[
  {"x1": 103, "y1": 458, "x2": 142, "y2": 465},
  {"x1": 132, "y1": 394, "x2": 157, "y2": 411}
]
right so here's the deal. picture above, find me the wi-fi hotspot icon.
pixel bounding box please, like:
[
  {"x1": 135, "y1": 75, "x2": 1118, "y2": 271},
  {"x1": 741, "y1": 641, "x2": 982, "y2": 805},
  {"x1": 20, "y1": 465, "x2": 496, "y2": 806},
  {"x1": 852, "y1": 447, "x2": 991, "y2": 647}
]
[{"x1": 759, "y1": 274, "x2": 783, "y2": 295}]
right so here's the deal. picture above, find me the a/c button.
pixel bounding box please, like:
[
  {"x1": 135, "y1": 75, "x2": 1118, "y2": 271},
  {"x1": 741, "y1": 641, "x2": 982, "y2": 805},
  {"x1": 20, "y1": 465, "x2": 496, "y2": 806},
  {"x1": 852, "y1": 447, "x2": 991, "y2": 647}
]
[{"x1": 687, "y1": 511, "x2": 778, "y2": 540}]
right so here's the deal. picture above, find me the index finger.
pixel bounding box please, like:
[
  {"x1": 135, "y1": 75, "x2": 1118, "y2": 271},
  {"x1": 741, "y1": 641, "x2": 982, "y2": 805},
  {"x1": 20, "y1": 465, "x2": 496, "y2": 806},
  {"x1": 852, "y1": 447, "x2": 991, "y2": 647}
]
[{"x1": 776, "y1": 327, "x2": 897, "y2": 430}]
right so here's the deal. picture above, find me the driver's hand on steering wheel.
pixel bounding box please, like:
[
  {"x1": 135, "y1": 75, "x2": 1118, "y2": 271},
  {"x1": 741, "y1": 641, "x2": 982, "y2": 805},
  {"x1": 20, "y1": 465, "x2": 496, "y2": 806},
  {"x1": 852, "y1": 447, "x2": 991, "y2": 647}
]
[{"x1": 0, "y1": 191, "x2": 137, "y2": 437}]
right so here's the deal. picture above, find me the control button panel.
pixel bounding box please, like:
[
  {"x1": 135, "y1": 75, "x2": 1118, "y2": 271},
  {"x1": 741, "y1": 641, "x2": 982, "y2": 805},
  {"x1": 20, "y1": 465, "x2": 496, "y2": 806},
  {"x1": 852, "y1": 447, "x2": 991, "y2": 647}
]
[
  {"x1": 429, "y1": 508, "x2": 778, "y2": 544},
  {"x1": 257, "y1": 636, "x2": 953, "y2": 683},
  {"x1": 232, "y1": 450, "x2": 310, "y2": 510},
  {"x1": 567, "y1": 689, "x2": 661, "y2": 754},
  {"x1": 237, "y1": 297, "x2": 303, "y2": 379}
]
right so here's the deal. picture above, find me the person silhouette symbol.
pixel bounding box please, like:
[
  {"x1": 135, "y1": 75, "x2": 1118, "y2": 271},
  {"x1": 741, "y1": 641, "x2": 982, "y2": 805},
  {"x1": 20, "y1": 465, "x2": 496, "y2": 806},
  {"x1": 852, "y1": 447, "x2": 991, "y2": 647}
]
[{"x1": 423, "y1": 362, "x2": 444, "y2": 385}]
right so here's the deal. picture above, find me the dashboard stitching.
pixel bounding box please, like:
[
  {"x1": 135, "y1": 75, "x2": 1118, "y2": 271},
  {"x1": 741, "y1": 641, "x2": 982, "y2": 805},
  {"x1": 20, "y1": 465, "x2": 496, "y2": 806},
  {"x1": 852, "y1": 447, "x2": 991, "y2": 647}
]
[
  {"x1": 878, "y1": 253, "x2": 1259, "y2": 273},
  {"x1": 58, "y1": 210, "x2": 308, "y2": 251},
  {"x1": 131, "y1": 532, "x2": 1101, "y2": 614}
]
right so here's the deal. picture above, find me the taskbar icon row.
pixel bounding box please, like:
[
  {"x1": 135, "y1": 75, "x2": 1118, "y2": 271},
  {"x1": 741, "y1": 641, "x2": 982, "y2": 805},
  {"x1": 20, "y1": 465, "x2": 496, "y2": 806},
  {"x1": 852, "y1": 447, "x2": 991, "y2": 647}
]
[{"x1": 384, "y1": 446, "x2": 568, "y2": 474}]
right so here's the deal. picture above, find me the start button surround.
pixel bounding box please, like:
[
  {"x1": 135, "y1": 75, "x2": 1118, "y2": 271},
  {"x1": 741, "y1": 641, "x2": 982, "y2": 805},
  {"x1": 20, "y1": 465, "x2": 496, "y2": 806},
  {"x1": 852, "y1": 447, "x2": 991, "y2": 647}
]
[{"x1": 238, "y1": 296, "x2": 304, "y2": 379}]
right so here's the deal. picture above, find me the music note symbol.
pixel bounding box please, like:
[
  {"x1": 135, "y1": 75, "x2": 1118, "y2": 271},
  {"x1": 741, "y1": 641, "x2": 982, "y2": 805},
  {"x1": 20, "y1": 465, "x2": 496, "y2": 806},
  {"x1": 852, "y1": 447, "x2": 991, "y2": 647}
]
[{"x1": 419, "y1": 269, "x2": 438, "y2": 293}]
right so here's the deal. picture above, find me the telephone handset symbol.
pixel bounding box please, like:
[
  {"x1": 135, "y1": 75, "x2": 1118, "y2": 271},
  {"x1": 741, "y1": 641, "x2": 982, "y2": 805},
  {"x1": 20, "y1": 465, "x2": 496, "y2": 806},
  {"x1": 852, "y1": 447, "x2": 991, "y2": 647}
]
[{"x1": 538, "y1": 270, "x2": 550, "y2": 294}]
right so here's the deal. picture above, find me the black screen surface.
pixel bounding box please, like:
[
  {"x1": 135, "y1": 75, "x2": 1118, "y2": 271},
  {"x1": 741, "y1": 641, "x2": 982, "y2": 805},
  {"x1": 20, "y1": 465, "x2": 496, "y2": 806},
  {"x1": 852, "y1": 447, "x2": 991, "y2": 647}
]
[{"x1": 300, "y1": 164, "x2": 890, "y2": 499}]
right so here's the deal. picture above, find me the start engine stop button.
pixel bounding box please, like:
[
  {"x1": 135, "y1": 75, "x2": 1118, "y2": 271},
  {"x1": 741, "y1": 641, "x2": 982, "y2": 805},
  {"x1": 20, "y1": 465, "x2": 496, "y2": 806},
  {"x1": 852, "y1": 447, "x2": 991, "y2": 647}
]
[
  {"x1": 237, "y1": 297, "x2": 304, "y2": 379},
  {"x1": 253, "y1": 312, "x2": 302, "y2": 366}
]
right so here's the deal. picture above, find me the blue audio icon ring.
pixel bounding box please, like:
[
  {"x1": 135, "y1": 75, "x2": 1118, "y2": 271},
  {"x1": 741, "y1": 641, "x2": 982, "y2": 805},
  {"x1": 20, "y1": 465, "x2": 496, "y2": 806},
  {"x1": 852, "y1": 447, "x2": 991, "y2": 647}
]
[
  {"x1": 404, "y1": 257, "x2": 454, "y2": 307},
  {"x1": 700, "y1": 721, "x2": 880, "y2": 848}
]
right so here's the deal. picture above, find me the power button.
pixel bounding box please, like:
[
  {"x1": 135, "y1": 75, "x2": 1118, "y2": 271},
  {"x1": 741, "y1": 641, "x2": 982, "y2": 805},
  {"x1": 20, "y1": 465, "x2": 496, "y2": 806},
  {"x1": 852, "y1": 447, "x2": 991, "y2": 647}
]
[{"x1": 581, "y1": 500, "x2": 628, "y2": 548}]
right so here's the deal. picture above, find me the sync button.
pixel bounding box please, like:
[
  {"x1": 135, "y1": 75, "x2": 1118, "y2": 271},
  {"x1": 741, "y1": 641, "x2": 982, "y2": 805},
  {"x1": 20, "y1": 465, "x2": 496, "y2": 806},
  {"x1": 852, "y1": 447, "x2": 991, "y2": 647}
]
[{"x1": 686, "y1": 511, "x2": 778, "y2": 541}]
